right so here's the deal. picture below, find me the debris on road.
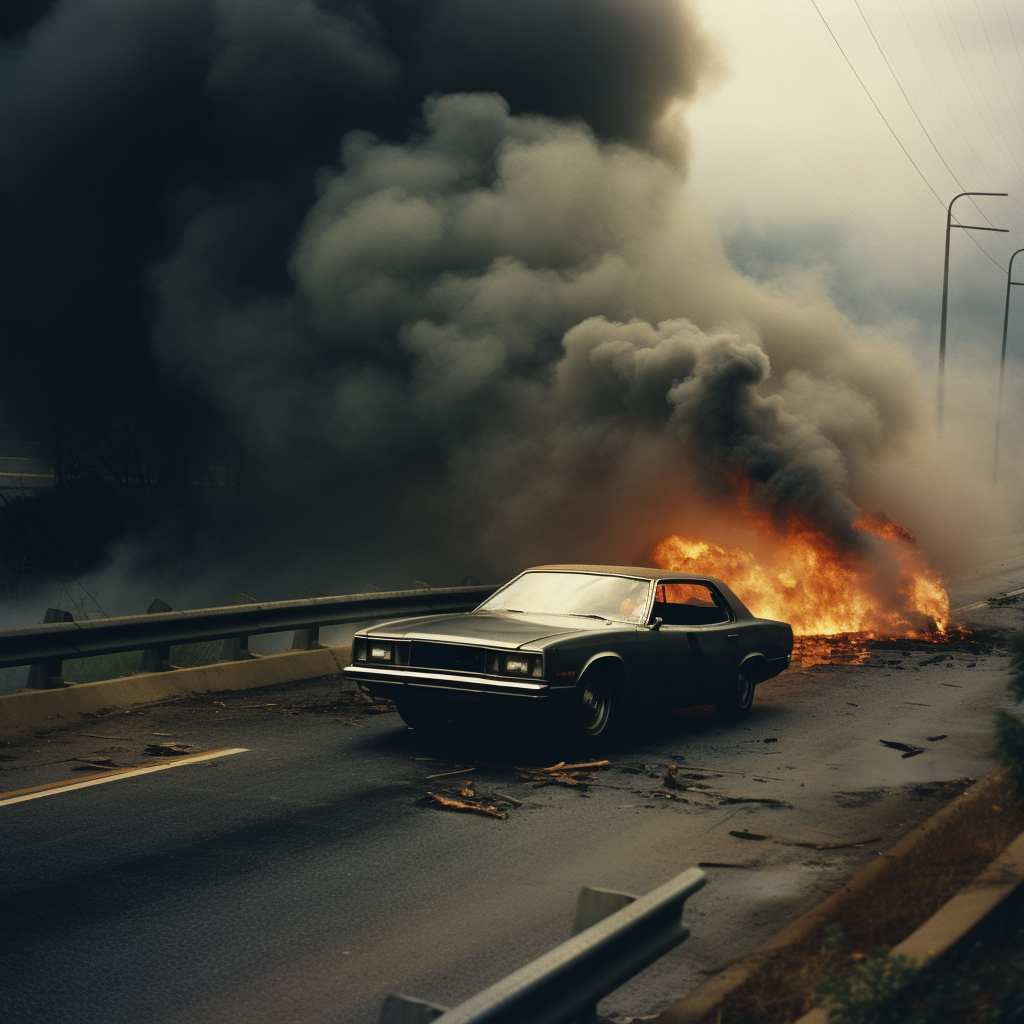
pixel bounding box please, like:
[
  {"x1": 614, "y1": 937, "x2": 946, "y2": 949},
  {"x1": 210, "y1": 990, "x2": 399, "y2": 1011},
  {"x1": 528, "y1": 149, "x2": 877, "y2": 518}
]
[
  {"x1": 144, "y1": 742, "x2": 193, "y2": 756},
  {"x1": 928, "y1": 735, "x2": 948, "y2": 742},
  {"x1": 515, "y1": 760, "x2": 611, "y2": 789},
  {"x1": 273, "y1": 689, "x2": 396, "y2": 724},
  {"x1": 790, "y1": 835, "x2": 881, "y2": 850},
  {"x1": 424, "y1": 765, "x2": 479, "y2": 779},
  {"x1": 729, "y1": 830, "x2": 767, "y2": 841},
  {"x1": 417, "y1": 780, "x2": 511, "y2": 820},
  {"x1": 681, "y1": 765, "x2": 783, "y2": 782},
  {"x1": 879, "y1": 739, "x2": 925, "y2": 758},
  {"x1": 649, "y1": 789, "x2": 716, "y2": 807}
]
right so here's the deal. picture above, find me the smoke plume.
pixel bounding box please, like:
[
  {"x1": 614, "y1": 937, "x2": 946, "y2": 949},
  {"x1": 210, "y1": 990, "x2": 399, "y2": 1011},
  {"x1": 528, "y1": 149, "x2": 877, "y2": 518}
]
[{"x1": 0, "y1": 0, "x2": 993, "y2": 605}]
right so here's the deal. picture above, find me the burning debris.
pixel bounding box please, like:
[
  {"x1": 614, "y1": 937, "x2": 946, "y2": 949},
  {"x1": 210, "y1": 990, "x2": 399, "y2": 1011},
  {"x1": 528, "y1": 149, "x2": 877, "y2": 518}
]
[{"x1": 789, "y1": 627, "x2": 1000, "y2": 669}]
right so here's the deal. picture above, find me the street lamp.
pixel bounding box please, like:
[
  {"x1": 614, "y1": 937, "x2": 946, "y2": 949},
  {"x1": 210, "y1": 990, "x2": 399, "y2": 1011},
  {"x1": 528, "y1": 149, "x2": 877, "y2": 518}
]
[
  {"x1": 938, "y1": 191, "x2": 1008, "y2": 426},
  {"x1": 993, "y1": 247, "x2": 1024, "y2": 485}
]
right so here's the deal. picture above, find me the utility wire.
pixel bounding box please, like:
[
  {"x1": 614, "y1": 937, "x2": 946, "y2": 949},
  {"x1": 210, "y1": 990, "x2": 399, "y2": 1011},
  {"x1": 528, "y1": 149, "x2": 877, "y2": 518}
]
[
  {"x1": 811, "y1": 0, "x2": 1008, "y2": 274},
  {"x1": 855, "y1": 0, "x2": 1009, "y2": 271},
  {"x1": 809, "y1": 0, "x2": 945, "y2": 207}
]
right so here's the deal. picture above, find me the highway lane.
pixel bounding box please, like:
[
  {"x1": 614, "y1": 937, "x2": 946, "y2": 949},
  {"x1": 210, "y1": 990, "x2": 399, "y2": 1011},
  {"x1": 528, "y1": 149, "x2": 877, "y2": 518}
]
[{"x1": 2, "y1": 566, "x2": 1023, "y2": 1024}]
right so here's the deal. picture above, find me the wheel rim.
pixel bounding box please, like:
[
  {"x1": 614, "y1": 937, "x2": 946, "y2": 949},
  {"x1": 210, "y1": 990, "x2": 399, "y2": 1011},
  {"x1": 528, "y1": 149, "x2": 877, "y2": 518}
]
[
  {"x1": 736, "y1": 669, "x2": 753, "y2": 708},
  {"x1": 579, "y1": 675, "x2": 611, "y2": 736}
]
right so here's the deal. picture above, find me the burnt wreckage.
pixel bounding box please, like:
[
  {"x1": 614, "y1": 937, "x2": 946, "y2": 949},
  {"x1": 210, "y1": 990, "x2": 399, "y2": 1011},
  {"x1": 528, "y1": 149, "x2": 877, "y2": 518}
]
[{"x1": 344, "y1": 565, "x2": 794, "y2": 741}]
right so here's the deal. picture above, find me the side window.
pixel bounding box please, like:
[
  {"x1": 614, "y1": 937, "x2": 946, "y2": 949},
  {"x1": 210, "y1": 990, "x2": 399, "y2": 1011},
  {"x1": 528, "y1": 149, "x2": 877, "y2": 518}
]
[{"x1": 653, "y1": 582, "x2": 729, "y2": 626}]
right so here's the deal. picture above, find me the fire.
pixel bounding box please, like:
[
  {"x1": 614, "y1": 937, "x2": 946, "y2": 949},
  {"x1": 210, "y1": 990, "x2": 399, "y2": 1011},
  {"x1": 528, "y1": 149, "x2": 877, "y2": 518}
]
[{"x1": 653, "y1": 512, "x2": 948, "y2": 636}]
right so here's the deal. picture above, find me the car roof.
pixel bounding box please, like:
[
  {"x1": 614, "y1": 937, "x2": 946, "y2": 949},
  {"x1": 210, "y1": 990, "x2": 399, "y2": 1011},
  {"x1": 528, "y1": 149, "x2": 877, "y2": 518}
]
[{"x1": 523, "y1": 564, "x2": 727, "y2": 586}]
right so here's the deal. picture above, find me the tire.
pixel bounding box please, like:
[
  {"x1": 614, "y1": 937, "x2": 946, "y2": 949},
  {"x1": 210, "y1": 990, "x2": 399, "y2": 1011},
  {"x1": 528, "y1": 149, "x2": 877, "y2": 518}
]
[
  {"x1": 716, "y1": 663, "x2": 755, "y2": 721},
  {"x1": 566, "y1": 666, "x2": 621, "y2": 744}
]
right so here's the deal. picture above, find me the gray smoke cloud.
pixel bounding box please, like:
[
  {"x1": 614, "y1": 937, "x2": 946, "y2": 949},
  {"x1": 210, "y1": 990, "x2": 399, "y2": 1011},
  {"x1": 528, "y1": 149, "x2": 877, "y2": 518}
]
[
  {"x1": 150, "y1": 87, "x2": 931, "y2": 590},
  {"x1": 1, "y1": 0, "x2": 993, "y2": 608}
]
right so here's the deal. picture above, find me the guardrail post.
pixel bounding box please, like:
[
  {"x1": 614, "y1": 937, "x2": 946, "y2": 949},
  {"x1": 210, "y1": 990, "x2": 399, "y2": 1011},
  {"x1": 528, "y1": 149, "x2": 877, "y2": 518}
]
[
  {"x1": 378, "y1": 994, "x2": 448, "y2": 1024},
  {"x1": 571, "y1": 887, "x2": 637, "y2": 936},
  {"x1": 138, "y1": 599, "x2": 173, "y2": 672},
  {"x1": 24, "y1": 608, "x2": 74, "y2": 688},
  {"x1": 290, "y1": 589, "x2": 325, "y2": 650},
  {"x1": 379, "y1": 869, "x2": 705, "y2": 1024},
  {"x1": 218, "y1": 593, "x2": 257, "y2": 661}
]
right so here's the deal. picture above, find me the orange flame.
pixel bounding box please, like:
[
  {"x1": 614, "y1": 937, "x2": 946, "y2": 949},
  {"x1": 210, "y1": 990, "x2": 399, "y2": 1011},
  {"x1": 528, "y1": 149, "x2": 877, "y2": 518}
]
[{"x1": 653, "y1": 511, "x2": 948, "y2": 636}]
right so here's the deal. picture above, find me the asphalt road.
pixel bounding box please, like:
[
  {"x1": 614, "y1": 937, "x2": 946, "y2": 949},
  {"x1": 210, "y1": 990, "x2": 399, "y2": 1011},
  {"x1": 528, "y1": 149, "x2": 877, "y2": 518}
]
[{"x1": 3, "y1": 550, "x2": 1024, "y2": 1024}]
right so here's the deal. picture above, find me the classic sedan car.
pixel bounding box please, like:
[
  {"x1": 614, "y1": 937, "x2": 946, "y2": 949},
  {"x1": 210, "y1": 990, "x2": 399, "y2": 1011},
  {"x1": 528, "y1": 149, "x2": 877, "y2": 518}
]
[{"x1": 343, "y1": 565, "x2": 793, "y2": 741}]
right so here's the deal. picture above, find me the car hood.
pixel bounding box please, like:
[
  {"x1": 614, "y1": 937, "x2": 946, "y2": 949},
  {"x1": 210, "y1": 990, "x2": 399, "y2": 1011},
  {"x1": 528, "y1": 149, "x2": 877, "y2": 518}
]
[{"x1": 363, "y1": 611, "x2": 607, "y2": 648}]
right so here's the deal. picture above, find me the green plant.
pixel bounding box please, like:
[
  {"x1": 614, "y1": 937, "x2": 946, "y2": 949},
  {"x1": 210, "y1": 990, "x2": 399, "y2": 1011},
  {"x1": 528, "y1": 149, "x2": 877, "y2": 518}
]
[{"x1": 816, "y1": 952, "x2": 917, "y2": 1024}]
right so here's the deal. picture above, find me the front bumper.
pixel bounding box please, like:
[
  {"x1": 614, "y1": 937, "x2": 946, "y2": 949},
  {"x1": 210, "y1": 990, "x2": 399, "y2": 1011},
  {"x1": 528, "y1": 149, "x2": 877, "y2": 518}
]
[{"x1": 343, "y1": 663, "x2": 552, "y2": 700}]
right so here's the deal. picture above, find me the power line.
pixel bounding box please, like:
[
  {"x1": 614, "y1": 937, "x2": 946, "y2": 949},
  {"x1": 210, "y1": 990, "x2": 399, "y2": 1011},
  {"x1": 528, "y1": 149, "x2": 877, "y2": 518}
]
[
  {"x1": 811, "y1": 0, "x2": 1009, "y2": 274},
  {"x1": 808, "y1": 0, "x2": 945, "y2": 207}
]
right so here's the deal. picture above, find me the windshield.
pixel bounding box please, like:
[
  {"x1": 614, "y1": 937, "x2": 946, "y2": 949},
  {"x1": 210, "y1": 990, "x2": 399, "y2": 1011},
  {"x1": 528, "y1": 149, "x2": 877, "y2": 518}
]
[{"x1": 478, "y1": 572, "x2": 652, "y2": 624}]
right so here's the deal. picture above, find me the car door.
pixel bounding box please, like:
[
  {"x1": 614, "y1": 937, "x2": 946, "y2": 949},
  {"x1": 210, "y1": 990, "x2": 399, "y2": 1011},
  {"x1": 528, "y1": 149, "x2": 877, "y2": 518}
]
[{"x1": 645, "y1": 581, "x2": 737, "y2": 705}]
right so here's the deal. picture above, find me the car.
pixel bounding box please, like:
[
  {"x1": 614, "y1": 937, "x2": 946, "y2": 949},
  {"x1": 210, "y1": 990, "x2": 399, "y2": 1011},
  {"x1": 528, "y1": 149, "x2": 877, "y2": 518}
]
[{"x1": 343, "y1": 564, "x2": 794, "y2": 741}]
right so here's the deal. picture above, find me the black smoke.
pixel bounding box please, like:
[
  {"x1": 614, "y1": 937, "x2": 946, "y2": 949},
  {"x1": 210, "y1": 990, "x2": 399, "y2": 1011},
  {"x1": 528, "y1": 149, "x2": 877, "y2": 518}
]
[{"x1": 1, "y1": 0, "x2": 937, "y2": 607}]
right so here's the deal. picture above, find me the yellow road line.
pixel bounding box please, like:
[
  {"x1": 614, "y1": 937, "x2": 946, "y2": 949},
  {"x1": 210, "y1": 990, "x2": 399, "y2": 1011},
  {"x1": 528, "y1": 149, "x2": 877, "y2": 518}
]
[{"x1": 0, "y1": 748, "x2": 249, "y2": 807}]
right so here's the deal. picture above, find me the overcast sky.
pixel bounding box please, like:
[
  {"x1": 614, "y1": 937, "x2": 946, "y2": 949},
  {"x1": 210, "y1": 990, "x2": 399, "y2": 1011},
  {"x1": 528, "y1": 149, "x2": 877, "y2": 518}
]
[{"x1": 685, "y1": 0, "x2": 1024, "y2": 411}]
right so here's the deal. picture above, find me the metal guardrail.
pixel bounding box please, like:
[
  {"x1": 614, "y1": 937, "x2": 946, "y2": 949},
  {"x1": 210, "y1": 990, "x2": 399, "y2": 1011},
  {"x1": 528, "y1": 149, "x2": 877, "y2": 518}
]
[
  {"x1": 380, "y1": 867, "x2": 707, "y2": 1024},
  {"x1": 0, "y1": 585, "x2": 498, "y2": 678}
]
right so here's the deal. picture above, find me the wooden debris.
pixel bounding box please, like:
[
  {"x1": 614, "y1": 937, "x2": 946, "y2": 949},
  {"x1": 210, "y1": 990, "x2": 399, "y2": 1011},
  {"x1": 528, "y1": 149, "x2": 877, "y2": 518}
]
[
  {"x1": 514, "y1": 760, "x2": 611, "y2": 789},
  {"x1": 424, "y1": 766, "x2": 477, "y2": 780},
  {"x1": 418, "y1": 781, "x2": 508, "y2": 820}
]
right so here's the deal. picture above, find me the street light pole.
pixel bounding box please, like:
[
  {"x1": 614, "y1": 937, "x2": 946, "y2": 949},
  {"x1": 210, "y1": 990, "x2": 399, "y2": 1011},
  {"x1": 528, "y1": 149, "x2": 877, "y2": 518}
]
[
  {"x1": 937, "y1": 191, "x2": 1008, "y2": 426},
  {"x1": 993, "y1": 247, "x2": 1024, "y2": 485}
]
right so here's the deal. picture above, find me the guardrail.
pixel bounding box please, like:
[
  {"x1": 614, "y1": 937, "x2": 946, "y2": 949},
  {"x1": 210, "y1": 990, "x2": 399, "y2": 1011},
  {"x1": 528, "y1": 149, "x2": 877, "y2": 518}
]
[
  {"x1": 380, "y1": 867, "x2": 707, "y2": 1024},
  {"x1": 1, "y1": 585, "x2": 498, "y2": 687}
]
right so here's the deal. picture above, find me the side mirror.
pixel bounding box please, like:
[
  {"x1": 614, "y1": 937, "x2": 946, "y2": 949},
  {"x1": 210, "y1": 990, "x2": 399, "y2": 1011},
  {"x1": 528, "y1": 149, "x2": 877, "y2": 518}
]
[{"x1": 649, "y1": 616, "x2": 663, "y2": 631}]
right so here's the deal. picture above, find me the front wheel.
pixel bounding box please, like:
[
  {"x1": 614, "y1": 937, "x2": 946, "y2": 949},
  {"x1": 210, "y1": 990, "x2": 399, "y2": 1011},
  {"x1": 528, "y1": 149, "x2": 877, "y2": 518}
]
[
  {"x1": 394, "y1": 696, "x2": 453, "y2": 732},
  {"x1": 716, "y1": 664, "x2": 755, "y2": 721},
  {"x1": 564, "y1": 666, "x2": 626, "y2": 745}
]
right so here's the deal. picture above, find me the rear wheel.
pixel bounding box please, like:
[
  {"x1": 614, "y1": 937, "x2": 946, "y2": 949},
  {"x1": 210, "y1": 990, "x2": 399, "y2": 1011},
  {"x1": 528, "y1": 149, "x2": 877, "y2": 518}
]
[{"x1": 716, "y1": 663, "x2": 755, "y2": 721}]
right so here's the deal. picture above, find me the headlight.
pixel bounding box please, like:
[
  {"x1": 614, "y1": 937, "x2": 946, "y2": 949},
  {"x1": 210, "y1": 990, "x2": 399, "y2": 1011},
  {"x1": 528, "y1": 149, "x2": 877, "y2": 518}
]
[
  {"x1": 370, "y1": 642, "x2": 393, "y2": 662},
  {"x1": 503, "y1": 654, "x2": 542, "y2": 677}
]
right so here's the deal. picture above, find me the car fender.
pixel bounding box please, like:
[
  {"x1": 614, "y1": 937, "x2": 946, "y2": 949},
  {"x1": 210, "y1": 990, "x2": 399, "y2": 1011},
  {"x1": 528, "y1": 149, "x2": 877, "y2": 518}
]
[
  {"x1": 737, "y1": 651, "x2": 769, "y2": 684},
  {"x1": 575, "y1": 652, "x2": 629, "y2": 696}
]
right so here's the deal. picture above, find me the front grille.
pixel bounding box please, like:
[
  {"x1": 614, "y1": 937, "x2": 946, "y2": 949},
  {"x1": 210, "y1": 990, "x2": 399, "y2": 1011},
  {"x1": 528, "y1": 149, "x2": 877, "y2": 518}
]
[{"x1": 411, "y1": 641, "x2": 487, "y2": 674}]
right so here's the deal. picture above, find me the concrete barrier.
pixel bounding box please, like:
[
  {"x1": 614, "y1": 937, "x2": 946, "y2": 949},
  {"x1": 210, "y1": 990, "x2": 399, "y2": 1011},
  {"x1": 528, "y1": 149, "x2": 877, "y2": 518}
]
[{"x1": 0, "y1": 644, "x2": 352, "y2": 742}]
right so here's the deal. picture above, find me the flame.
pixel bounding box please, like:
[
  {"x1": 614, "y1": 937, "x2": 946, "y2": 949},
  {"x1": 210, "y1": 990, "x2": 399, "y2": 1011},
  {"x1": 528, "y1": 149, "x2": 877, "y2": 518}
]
[{"x1": 653, "y1": 511, "x2": 948, "y2": 636}]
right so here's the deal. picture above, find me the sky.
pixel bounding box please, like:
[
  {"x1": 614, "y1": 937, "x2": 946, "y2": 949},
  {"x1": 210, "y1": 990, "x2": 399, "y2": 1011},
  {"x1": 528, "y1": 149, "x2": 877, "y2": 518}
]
[{"x1": 687, "y1": 0, "x2": 1024, "y2": 415}]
